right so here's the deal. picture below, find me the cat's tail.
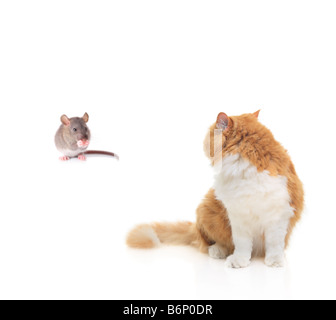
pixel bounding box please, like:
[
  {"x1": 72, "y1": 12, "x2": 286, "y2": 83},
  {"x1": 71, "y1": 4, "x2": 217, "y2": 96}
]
[{"x1": 126, "y1": 221, "x2": 202, "y2": 249}]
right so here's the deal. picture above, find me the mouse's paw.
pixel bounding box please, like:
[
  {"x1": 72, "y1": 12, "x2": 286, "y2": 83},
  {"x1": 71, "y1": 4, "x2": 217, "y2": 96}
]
[
  {"x1": 59, "y1": 156, "x2": 70, "y2": 161},
  {"x1": 77, "y1": 140, "x2": 90, "y2": 148},
  {"x1": 78, "y1": 154, "x2": 86, "y2": 161}
]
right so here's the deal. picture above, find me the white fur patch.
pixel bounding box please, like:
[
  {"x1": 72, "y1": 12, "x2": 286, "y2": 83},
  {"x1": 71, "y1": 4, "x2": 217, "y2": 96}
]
[
  {"x1": 213, "y1": 154, "x2": 293, "y2": 268},
  {"x1": 138, "y1": 226, "x2": 161, "y2": 247}
]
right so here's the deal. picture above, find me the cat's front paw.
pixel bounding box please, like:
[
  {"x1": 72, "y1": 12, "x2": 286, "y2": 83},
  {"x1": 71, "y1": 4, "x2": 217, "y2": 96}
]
[
  {"x1": 225, "y1": 254, "x2": 251, "y2": 269},
  {"x1": 208, "y1": 244, "x2": 227, "y2": 259},
  {"x1": 265, "y1": 254, "x2": 285, "y2": 268}
]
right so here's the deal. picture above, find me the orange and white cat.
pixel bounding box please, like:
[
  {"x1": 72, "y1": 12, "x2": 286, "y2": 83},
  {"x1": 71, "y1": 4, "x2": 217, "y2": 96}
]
[{"x1": 127, "y1": 111, "x2": 304, "y2": 268}]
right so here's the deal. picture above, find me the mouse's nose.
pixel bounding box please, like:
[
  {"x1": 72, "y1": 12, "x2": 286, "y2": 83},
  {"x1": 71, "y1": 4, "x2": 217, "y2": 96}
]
[{"x1": 78, "y1": 133, "x2": 88, "y2": 141}]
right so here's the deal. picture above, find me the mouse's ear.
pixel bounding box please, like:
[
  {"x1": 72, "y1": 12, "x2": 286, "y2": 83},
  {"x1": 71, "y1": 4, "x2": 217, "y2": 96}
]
[
  {"x1": 61, "y1": 115, "x2": 71, "y2": 126},
  {"x1": 83, "y1": 113, "x2": 89, "y2": 123}
]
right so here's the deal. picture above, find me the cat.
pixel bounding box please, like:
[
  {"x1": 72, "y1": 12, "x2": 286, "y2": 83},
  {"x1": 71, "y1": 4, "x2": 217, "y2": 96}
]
[{"x1": 126, "y1": 111, "x2": 304, "y2": 268}]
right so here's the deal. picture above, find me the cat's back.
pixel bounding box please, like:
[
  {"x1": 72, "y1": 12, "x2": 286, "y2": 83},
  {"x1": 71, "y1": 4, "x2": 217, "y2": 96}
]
[{"x1": 229, "y1": 114, "x2": 293, "y2": 177}]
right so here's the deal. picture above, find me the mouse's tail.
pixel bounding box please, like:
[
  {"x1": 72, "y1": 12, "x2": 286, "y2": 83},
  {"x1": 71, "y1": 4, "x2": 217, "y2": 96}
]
[
  {"x1": 126, "y1": 221, "x2": 204, "y2": 250},
  {"x1": 84, "y1": 150, "x2": 119, "y2": 160}
]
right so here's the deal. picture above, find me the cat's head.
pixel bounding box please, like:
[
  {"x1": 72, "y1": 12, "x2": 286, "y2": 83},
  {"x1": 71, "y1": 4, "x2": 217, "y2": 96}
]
[{"x1": 204, "y1": 111, "x2": 261, "y2": 166}]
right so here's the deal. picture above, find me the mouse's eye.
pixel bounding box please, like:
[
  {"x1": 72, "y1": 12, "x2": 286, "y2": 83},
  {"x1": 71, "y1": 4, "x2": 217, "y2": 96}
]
[{"x1": 73, "y1": 128, "x2": 77, "y2": 132}]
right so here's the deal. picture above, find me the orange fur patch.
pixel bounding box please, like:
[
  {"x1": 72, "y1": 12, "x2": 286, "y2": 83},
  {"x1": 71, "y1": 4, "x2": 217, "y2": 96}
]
[{"x1": 196, "y1": 189, "x2": 234, "y2": 254}]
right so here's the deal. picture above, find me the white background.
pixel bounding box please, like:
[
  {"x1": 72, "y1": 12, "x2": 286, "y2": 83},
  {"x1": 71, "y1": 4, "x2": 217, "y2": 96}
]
[{"x1": 0, "y1": 0, "x2": 335, "y2": 300}]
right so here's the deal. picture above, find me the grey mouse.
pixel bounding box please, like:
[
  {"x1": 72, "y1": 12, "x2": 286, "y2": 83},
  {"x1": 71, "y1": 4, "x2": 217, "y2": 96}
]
[{"x1": 55, "y1": 113, "x2": 119, "y2": 161}]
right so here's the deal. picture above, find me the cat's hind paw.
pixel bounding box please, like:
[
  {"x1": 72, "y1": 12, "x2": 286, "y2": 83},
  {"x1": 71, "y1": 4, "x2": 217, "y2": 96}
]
[{"x1": 208, "y1": 244, "x2": 228, "y2": 259}]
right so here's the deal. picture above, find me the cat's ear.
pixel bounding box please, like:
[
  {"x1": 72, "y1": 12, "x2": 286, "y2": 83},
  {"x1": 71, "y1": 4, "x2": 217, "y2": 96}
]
[
  {"x1": 252, "y1": 110, "x2": 261, "y2": 119},
  {"x1": 216, "y1": 113, "x2": 231, "y2": 131}
]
